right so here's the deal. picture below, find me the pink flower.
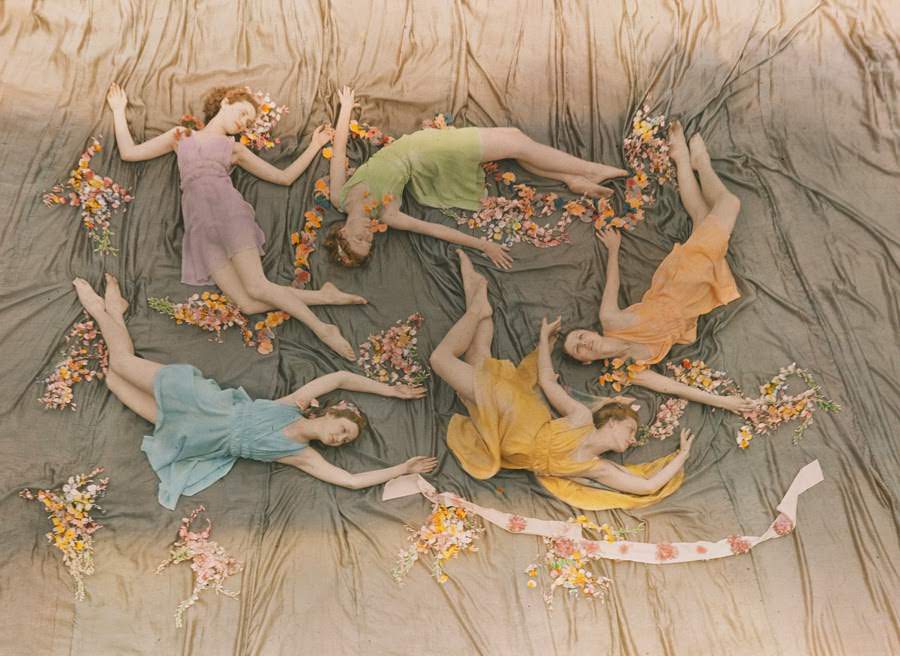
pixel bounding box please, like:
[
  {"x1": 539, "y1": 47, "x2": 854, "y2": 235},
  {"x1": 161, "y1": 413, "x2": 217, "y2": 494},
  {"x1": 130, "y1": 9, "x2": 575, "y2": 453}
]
[
  {"x1": 506, "y1": 515, "x2": 527, "y2": 533},
  {"x1": 727, "y1": 535, "x2": 751, "y2": 555},
  {"x1": 773, "y1": 514, "x2": 794, "y2": 536},
  {"x1": 553, "y1": 538, "x2": 576, "y2": 558},
  {"x1": 656, "y1": 542, "x2": 678, "y2": 561},
  {"x1": 618, "y1": 543, "x2": 630, "y2": 555},
  {"x1": 583, "y1": 541, "x2": 601, "y2": 557},
  {"x1": 695, "y1": 545, "x2": 707, "y2": 554}
]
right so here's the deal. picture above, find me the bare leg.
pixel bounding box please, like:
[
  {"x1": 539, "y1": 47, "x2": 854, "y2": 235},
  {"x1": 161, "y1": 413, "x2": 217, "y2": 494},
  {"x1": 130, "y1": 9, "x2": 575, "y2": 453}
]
[
  {"x1": 72, "y1": 278, "x2": 161, "y2": 395},
  {"x1": 429, "y1": 277, "x2": 493, "y2": 405},
  {"x1": 479, "y1": 127, "x2": 628, "y2": 197},
  {"x1": 518, "y1": 161, "x2": 615, "y2": 199},
  {"x1": 225, "y1": 250, "x2": 356, "y2": 361},
  {"x1": 456, "y1": 250, "x2": 493, "y2": 367},
  {"x1": 689, "y1": 134, "x2": 741, "y2": 236},
  {"x1": 669, "y1": 121, "x2": 711, "y2": 226},
  {"x1": 107, "y1": 370, "x2": 157, "y2": 423}
]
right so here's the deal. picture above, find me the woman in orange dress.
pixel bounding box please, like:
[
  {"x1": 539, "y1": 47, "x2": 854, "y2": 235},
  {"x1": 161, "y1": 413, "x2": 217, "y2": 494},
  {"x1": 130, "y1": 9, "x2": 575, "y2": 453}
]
[
  {"x1": 563, "y1": 125, "x2": 754, "y2": 414},
  {"x1": 428, "y1": 251, "x2": 695, "y2": 510}
]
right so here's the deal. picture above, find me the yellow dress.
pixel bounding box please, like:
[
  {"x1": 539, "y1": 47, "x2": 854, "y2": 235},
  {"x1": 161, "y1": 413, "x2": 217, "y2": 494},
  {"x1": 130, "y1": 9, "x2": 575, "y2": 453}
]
[
  {"x1": 606, "y1": 220, "x2": 741, "y2": 364},
  {"x1": 447, "y1": 351, "x2": 684, "y2": 510}
]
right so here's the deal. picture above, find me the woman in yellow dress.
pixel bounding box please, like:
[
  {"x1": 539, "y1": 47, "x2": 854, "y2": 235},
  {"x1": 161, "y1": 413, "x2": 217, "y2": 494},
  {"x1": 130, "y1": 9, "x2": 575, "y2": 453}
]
[
  {"x1": 428, "y1": 251, "x2": 695, "y2": 510},
  {"x1": 563, "y1": 124, "x2": 754, "y2": 414}
]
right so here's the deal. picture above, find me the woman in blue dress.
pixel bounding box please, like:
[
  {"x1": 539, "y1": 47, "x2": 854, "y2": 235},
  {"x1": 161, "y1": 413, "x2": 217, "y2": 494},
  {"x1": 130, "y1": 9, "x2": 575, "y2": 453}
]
[{"x1": 71, "y1": 275, "x2": 437, "y2": 510}]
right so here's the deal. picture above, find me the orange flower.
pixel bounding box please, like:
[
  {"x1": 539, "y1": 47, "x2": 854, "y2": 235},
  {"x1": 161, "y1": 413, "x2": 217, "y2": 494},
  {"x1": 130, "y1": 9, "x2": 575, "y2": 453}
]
[{"x1": 322, "y1": 147, "x2": 333, "y2": 159}]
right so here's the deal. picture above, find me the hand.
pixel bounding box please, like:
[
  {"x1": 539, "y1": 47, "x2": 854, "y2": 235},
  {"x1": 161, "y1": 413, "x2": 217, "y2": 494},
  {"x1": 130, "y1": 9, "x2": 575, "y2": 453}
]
[
  {"x1": 391, "y1": 384, "x2": 427, "y2": 400},
  {"x1": 719, "y1": 395, "x2": 756, "y2": 416},
  {"x1": 679, "y1": 428, "x2": 695, "y2": 454},
  {"x1": 337, "y1": 85, "x2": 359, "y2": 111},
  {"x1": 404, "y1": 456, "x2": 438, "y2": 474},
  {"x1": 597, "y1": 228, "x2": 621, "y2": 251},
  {"x1": 481, "y1": 241, "x2": 513, "y2": 269},
  {"x1": 310, "y1": 124, "x2": 332, "y2": 149},
  {"x1": 106, "y1": 82, "x2": 128, "y2": 112},
  {"x1": 540, "y1": 315, "x2": 562, "y2": 346}
]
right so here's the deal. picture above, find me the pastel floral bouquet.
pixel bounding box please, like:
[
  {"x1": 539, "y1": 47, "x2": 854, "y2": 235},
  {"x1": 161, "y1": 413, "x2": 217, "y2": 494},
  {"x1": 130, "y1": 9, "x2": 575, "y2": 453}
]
[
  {"x1": 148, "y1": 292, "x2": 288, "y2": 355},
  {"x1": 635, "y1": 397, "x2": 689, "y2": 445},
  {"x1": 421, "y1": 113, "x2": 454, "y2": 130},
  {"x1": 596, "y1": 356, "x2": 648, "y2": 392},
  {"x1": 357, "y1": 313, "x2": 431, "y2": 385},
  {"x1": 736, "y1": 364, "x2": 840, "y2": 449},
  {"x1": 42, "y1": 137, "x2": 134, "y2": 255},
  {"x1": 156, "y1": 506, "x2": 243, "y2": 628},
  {"x1": 20, "y1": 467, "x2": 110, "y2": 601},
  {"x1": 239, "y1": 89, "x2": 289, "y2": 150},
  {"x1": 39, "y1": 318, "x2": 109, "y2": 410},
  {"x1": 392, "y1": 502, "x2": 484, "y2": 584}
]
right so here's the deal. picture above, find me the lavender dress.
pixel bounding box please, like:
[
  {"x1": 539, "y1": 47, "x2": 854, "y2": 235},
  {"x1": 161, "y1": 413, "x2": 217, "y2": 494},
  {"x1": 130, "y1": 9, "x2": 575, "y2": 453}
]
[{"x1": 176, "y1": 133, "x2": 266, "y2": 285}]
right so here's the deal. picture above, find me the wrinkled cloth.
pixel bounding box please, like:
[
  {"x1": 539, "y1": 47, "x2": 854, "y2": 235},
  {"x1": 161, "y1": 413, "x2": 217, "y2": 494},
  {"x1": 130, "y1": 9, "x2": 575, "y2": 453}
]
[{"x1": 2, "y1": 1, "x2": 898, "y2": 655}]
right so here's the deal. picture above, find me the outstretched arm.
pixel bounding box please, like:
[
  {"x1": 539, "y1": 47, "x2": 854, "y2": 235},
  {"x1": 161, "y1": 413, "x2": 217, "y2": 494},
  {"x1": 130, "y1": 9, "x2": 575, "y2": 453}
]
[
  {"x1": 597, "y1": 229, "x2": 627, "y2": 328},
  {"x1": 330, "y1": 85, "x2": 358, "y2": 207},
  {"x1": 537, "y1": 316, "x2": 592, "y2": 424},
  {"x1": 276, "y1": 371, "x2": 426, "y2": 408},
  {"x1": 234, "y1": 125, "x2": 330, "y2": 186},
  {"x1": 584, "y1": 429, "x2": 694, "y2": 494},
  {"x1": 279, "y1": 449, "x2": 437, "y2": 490},
  {"x1": 632, "y1": 369, "x2": 754, "y2": 415},
  {"x1": 106, "y1": 83, "x2": 179, "y2": 162},
  {"x1": 385, "y1": 210, "x2": 514, "y2": 269}
]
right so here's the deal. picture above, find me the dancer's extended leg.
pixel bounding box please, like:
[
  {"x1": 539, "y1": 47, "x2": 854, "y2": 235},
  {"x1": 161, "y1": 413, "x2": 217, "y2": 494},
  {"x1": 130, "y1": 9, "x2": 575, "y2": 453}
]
[
  {"x1": 669, "y1": 121, "x2": 711, "y2": 226},
  {"x1": 456, "y1": 250, "x2": 493, "y2": 367},
  {"x1": 689, "y1": 134, "x2": 741, "y2": 236}
]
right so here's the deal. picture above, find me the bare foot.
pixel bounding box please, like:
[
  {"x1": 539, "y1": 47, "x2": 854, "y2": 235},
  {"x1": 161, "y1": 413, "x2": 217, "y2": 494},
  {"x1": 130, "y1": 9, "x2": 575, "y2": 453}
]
[
  {"x1": 689, "y1": 133, "x2": 711, "y2": 170},
  {"x1": 467, "y1": 277, "x2": 493, "y2": 321},
  {"x1": 566, "y1": 175, "x2": 614, "y2": 199},
  {"x1": 316, "y1": 324, "x2": 356, "y2": 361},
  {"x1": 668, "y1": 120, "x2": 689, "y2": 163},
  {"x1": 103, "y1": 273, "x2": 129, "y2": 317},
  {"x1": 317, "y1": 281, "x2": 367, "y2": 305},
  {"x1": 457, "y1": 249, "x2": 486, "y2": 304},
  {"x1": 72, "y1": 278, "x2": 106, "y2": 319}
]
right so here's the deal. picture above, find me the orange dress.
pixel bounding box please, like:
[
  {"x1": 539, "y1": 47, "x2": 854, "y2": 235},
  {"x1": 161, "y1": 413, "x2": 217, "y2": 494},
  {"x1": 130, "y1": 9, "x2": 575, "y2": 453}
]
[
  {"x1": 447, "y1": 351, "x2": 683, "y2": 510},
  {"x1": 606, "y1": 220, "x2": 740, "y2": 364}
]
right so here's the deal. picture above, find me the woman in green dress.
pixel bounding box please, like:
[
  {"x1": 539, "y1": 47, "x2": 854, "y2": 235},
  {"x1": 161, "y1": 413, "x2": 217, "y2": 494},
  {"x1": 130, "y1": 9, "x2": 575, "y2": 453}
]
[
  {"x1": 324, "y1": 86, "x2": 628, "y2": 270},
  {"x1": 71, "y1": 275, "x2": 436, "y2": 510}
]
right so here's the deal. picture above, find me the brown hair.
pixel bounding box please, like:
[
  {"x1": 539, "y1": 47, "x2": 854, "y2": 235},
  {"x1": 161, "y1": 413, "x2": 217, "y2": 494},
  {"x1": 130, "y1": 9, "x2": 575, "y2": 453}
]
[
  {"x1": 323, "y1": 222, "x2": 372, "y2": 268},
  {"x1": 307, "y1": 399, "x2": 369, "y2": 437},
  {"x1": 202, "y1": 86, "x2": 259, "y2": 124},
  {"x1": 592, "y1": 402, "x2": 639, "y2": 430}
]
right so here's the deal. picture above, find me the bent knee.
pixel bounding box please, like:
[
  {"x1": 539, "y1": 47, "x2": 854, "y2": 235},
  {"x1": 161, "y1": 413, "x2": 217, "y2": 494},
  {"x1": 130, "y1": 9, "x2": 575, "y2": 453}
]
[{"x1": 714, "y1": 193, "x2": 741, "y2": 217}]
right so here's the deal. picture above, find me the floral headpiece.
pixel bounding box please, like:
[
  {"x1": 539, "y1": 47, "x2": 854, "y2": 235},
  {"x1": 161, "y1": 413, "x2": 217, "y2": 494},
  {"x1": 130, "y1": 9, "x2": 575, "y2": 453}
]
[{"x1": 329, "y1": 399, "x2": 363, "y2": 419}]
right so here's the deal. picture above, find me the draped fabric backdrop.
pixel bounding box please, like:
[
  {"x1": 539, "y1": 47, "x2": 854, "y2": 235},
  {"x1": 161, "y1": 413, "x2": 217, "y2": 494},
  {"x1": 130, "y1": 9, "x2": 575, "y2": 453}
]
[{"x1": 1, "y1": 1, "x2": 897, "y2": 654}]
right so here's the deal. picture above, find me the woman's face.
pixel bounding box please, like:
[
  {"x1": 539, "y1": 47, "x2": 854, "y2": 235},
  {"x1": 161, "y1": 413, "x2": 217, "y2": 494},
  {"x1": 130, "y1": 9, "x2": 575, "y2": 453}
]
[
  {"x1": 604, "y1": 417, "x2": 638, "y2": 452},
  {"x1": 341, "y1": 221, "x2": 374, "y2": 259},
  {"x1": 220, "y1": 99, "x2": 257, "y2": 135},
  {"x1": 316, "y1": 415, "x2": 360, "y2": 447},
  {"x1": 563, "y1": 329, "x2": 607, "y2": 363}
]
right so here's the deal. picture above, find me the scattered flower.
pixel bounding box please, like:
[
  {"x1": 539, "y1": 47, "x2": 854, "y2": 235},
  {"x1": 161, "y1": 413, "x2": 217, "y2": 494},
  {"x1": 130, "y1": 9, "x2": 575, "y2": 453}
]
[
  {"x1": 291, "y1": 201, "x2": 325, "y2": 287},
  {"x1": 392, "y1": 503, "x2": 484, "y2": 584},
  {"x1": 727, "y1": 535, "x2": 751, "y2": 555},
  {"x1": 772, "y1": 514, "x2": 794, "y2": 536},
  {"x1": 239, "y1": 89, "x2": 288, "y2": 150},
  {"x1": 421, "y1": 113, "x2": 454, "y2": 130},
  {"x1": 596, "y1": 356, "x2": 648, "y2": 391},
  {"x1": 635, "y1": 397, "x2": 688, "y2": 444},
  {"x1": 39, "y1": 317, "x2": 108, "y2": 410},
  {"x1": 357, "y1": 313, "x2": 431, "y2": 386}
]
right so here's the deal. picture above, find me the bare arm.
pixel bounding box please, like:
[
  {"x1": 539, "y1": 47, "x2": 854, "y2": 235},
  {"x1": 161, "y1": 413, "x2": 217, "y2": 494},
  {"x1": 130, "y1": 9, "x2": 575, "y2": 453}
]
[
  {"x1": 537, "y1": 316, "x2": 592, "y2": 423},
  {"x1": 330, "y1": 86, "x2": 358, "y2": 207},
  {"x1": 276, "y1": 371, "x2": 426, "y2": 407},
  {"x1": 584, "y1": 429, "x2": 694, "y2": 494},
  {"x1": 597, "y1": 229, "x2": 627, "y2": 327},
  {"x1": 386, "y1": 210, "x2": 513, "y2": 269},
  {"x1": 632, "y1": 369, "x2": 754, "y2": 414},
  {"x1": 106, "y1": 83, "x2": 179, "y2": 162},
  {"x1": 279, "y1": 449, "x2": 437, "y2": 490},
  {"x1": 234, "y1": 125, "x2": 329, "y2": 186}
]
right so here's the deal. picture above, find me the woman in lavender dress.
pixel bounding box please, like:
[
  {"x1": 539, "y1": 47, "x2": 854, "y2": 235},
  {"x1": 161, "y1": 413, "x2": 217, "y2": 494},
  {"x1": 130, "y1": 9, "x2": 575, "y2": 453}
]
[{"x1": 106, "y1": 83, "x2": 363, "y2": 360}]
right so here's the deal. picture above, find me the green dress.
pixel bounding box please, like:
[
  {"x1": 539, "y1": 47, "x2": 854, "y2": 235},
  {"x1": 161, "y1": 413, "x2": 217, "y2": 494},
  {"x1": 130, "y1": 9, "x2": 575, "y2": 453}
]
[
  {"x1": 141, "y1": 364, "x2": 306, "y2": 509},
  {"x1": 338, "y1": 127, "x2": 485, "y2": 212}
]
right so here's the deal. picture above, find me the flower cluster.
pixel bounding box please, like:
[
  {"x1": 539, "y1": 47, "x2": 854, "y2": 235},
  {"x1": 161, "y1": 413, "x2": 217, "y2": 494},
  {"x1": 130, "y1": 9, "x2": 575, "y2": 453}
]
[
  {"x1": 239, "y1": 89, "x2": 288, "y2": 150},
  {"x1": 392, "y1": 502, "x2": 484, "y2": 584},
  {"x1": 421, "y1": 113, "x2": 454, "y2": 130},
  {"x1": 156, "y1": 506, "x2": 243, "y2": 628},
  {"x1": 357, "y1": 313, "x2": 431, "y2": 385},
  {"x1": 736, "y1": 364, "x2": 840, "y2": 449},
  {"x1": 39, "y1": 318, "x2": 109, "y2": 410},
  {"x1": 292, "y1": 202, "x2": 324, "y2": 287},
  {"x1": 322, "y1": 118, "x2": 395, "y2": 159},
  {"x1": 148, "y1": 292, "x2": 287, "y2": 355},
  {"x1": 667, "y1": 358, "x2": 740, "y2": 396},
  {"x1": 596, "y1": 356, "x2": 648, "y2": 392},
  {"x1": 636, "y1": 397, "x2": 689, "y2": 445},
  {"x1": 624, "y1": 106, "x2": 676, "y2": 188},
  {"x1": 20, "y1": 467, "x2": 110, "y2": 600},
  {"x1": 727, "y1": 535, "x2": 752, "y2": 555},
  {"x1": 42, "y1": 138, "x2": 134, "y2": 255}
]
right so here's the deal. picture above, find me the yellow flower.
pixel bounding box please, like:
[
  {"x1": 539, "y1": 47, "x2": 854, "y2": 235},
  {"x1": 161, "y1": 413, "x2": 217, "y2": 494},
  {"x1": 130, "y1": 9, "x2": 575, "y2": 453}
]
[
  {"x1": 438, "y1": 574, "x2": 449, "y2": 584},
  {"x1": 240, "y1": 135, "x2": 250, "y2": 145},
  {"x1": 501, "y1": 172, "x2": 516, "y2": 184},
  {"x1": 322, "y1": 147, "x2": 333, "y2": 159},
  {"x1": 527, "y1": 580, "x2": 537, "y2": 589}
]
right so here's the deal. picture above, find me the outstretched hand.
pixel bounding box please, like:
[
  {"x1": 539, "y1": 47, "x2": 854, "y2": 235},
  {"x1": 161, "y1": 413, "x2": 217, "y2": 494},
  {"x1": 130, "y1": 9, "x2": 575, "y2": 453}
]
[
  {"x1": 337, "y1": 85, "x2": 359, "y2": 111},
  {"x1": 481, "y1": 241, "x2": 513, "y2": 269},
  {"x1": 106, "y1": 82, "x2": 127, "y2": 112},
  {"x1": 310, "y1": 124, "x2": 332, "y2": 149},
  {"x1": 540, "y1": 315, "x2": 563, "y2": 346},
  {"x1": 721, "y1": 395, "x2": 756, "y2": 416},
  {"x1": 679, "y1": 428, "x2": 695, "y2": 454},
  {"x1": 391, "y1": 384, "x2": 427, "y2": 400},
  {"x1": 597, "y1": 228, "x2": 621, "y2": 251},
  {"x1": 404, "y1": 456, "x2": 438, "y2": 474}
]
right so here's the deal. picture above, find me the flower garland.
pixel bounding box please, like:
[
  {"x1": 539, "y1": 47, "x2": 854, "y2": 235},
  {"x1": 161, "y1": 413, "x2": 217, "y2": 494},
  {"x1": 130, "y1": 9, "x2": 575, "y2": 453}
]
[
  {"x1": 156, "y1": 506, "x2": 243, "y2": 628},
  {"x1": 42, "y1": 138, "x2": 134, "y2": 255},
  {"x1": 20, "y1": 467, "x2": 110, "y2": 601},
  {"x1": 292, "y1": 203, "x2": 324, "y2": 287},
  {"x1": 635, "y1": 397, "x2": 689, "y2": 445},
  {"x1": 147, "y1": 292, "x2": 287, "y2": 355},
  {"x1": 392, "y1": 502, "x2": 484, "y2": 584},
  {"x1": 357, "y1": 313, "x2": 431, "y2": 385},
  {"x1": 596, "y1": 356, "x2": 649, "y2": 392},
  {"x1": 240, "y1": 89, "x2": 288, "y2": 150},
  {"x1": 737, "y1": 364, "x2": 840, "y2": 449},
  {"x1": 39, "y1": 318, "x2": 109, "y2": 410},
  {"x1": 624, "y1": 106, "x2": 676, "y2": 188}
]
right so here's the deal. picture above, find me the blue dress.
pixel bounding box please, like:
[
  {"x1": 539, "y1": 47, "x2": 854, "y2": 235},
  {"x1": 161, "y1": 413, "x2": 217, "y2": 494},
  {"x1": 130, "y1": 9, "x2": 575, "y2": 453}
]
[{"x1": 142, "y1": 364, "x2": 306, "y2": 509}]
